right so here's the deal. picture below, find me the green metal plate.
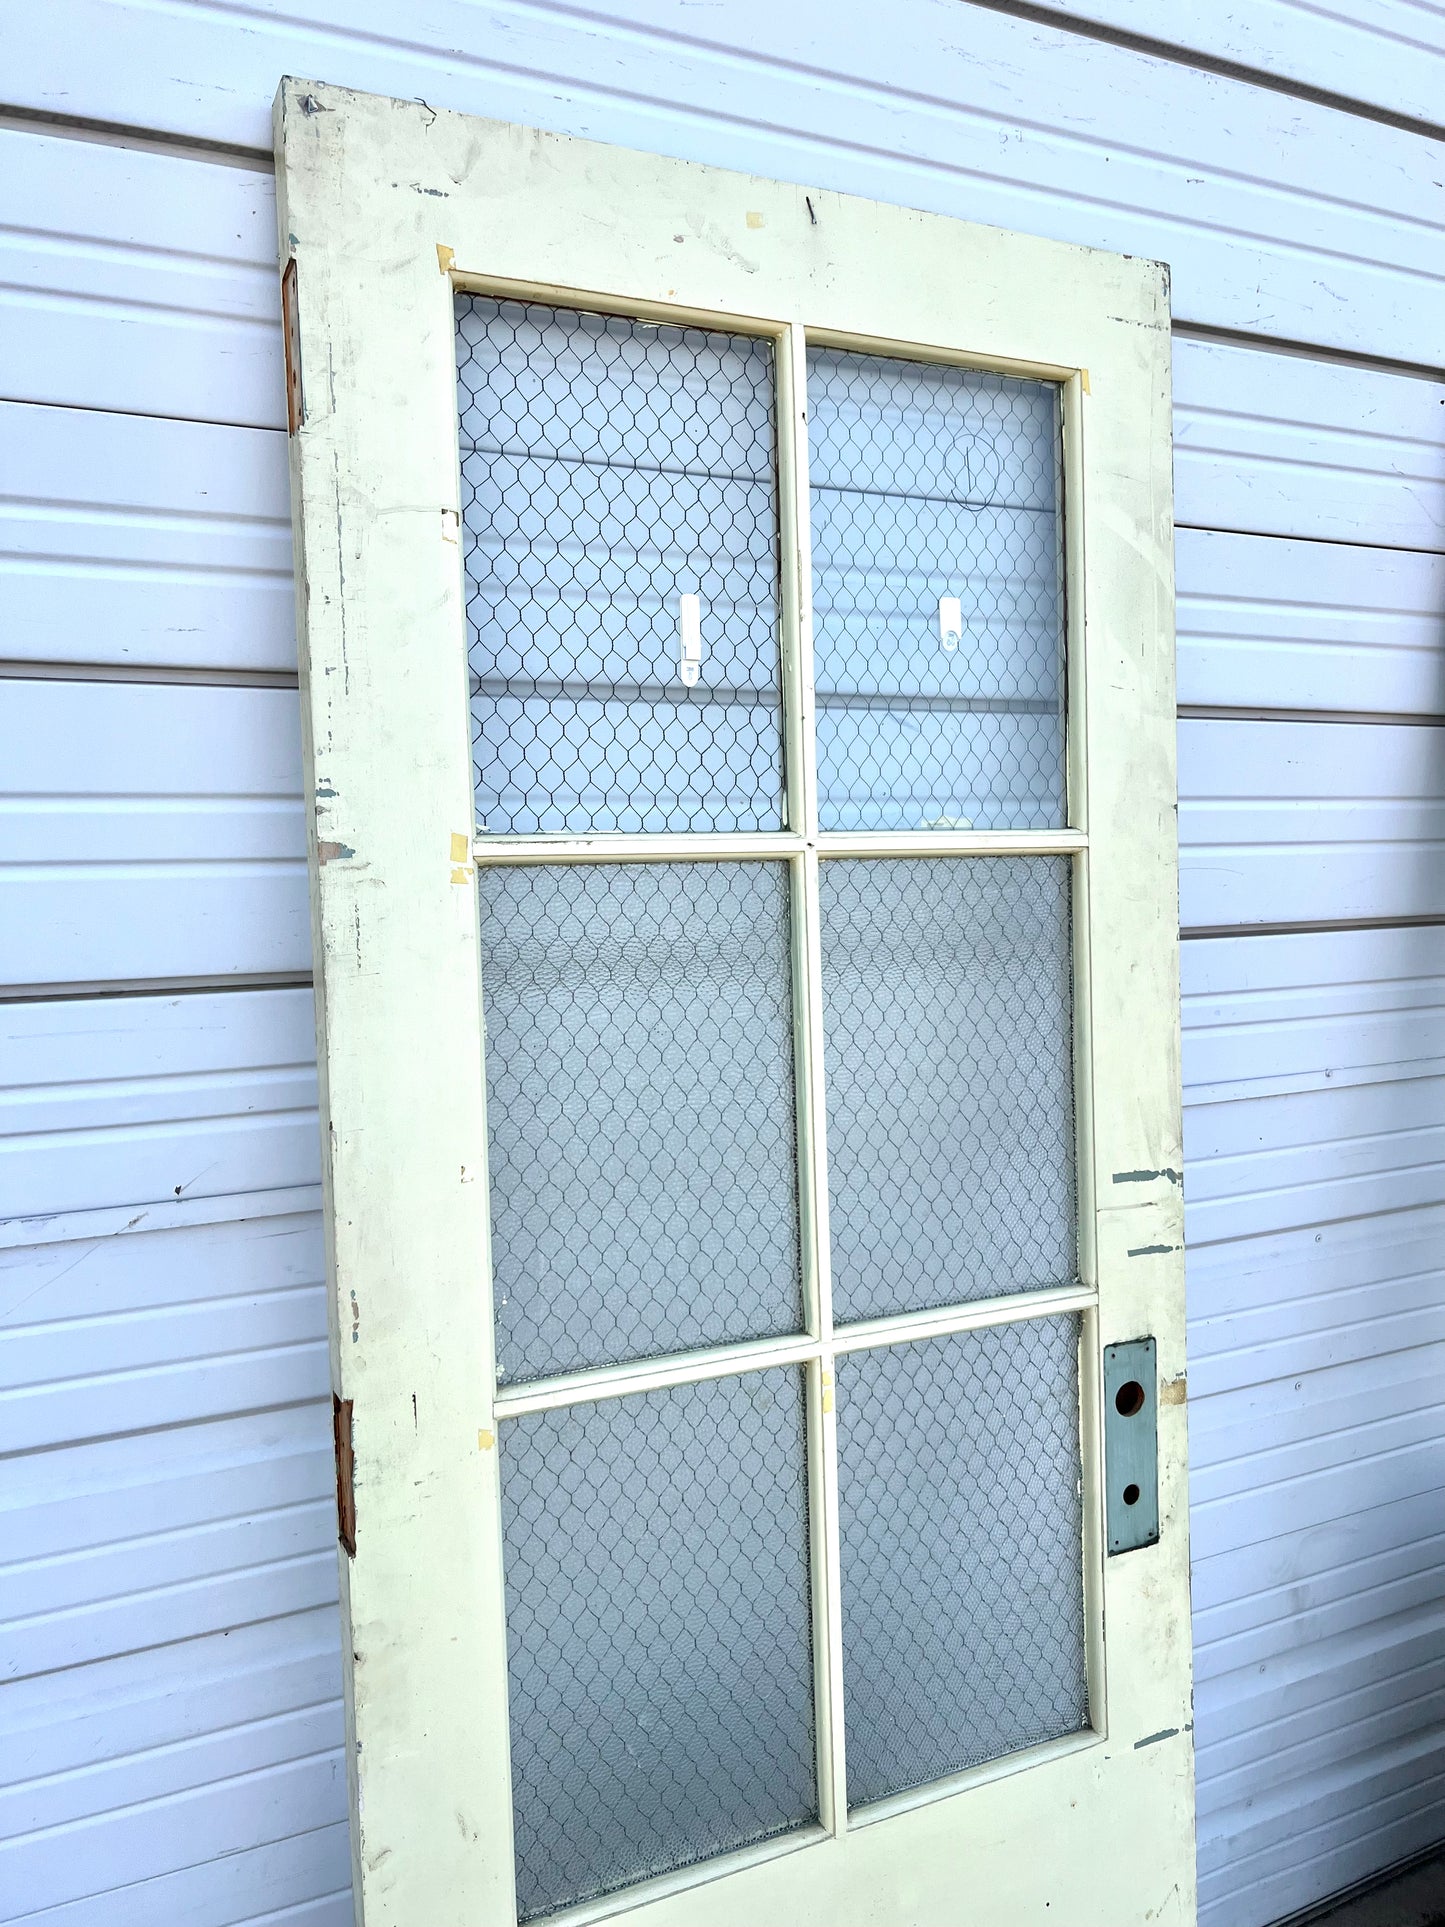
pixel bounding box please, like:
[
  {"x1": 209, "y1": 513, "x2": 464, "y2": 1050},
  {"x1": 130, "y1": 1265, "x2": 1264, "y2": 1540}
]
[{"x1": 1102, "y1": 1337, "x2": 1158, "y2": 1555}]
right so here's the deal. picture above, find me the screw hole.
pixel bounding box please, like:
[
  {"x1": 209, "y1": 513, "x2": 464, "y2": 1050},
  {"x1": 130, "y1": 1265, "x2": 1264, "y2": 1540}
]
[
  {"x1": 1115, "y1": 1380, "x2": 1146, "y2": 1418},
  {"x1": 1123, "y1": 1482, "x2": 1141, "y2": 1507}
]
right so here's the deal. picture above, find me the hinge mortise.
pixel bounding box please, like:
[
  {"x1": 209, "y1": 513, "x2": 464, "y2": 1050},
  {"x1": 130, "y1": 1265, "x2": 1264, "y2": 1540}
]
[{"x1": 333, "y1": 1391, "x2": 356, "y2": 1556}]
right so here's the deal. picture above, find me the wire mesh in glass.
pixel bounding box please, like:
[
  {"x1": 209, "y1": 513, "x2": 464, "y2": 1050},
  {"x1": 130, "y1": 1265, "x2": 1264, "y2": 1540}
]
[
  {"x1": 807, "y1": 346, "x2": 1065, "y2": 832},
  {"x1": 480, "y1": 861, "x2": 803, "y2": 1383},
  {"x1": 457, "y1": 296, "x2": 786, "y2": 835},
  {"x1": 819, "y1": 857, "x2": 1077, "y2": 1324},
  {"x1": 836, "y1": 1316, "x2": 1088, "y2": 1809},
  {"x1": 501, "y1": 1368, "x2": 817, "y2": 1920}
]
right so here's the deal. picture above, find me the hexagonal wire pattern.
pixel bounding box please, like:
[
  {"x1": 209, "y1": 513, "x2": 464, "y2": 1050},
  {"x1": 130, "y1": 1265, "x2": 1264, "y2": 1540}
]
[
  {"x1": 456, "y1": 300, "x2": 1088, "y2": 1913},
  {"x1": 835, "y1": 1316, "x2": 1088, "y2": 1809},
  {"x1": 501, "y1": 1368, "x2": 817, "y2": 1921},
  {"x1": 480, "y1": 860, "x2": 804, "y2": 1384},
  {"x1": 457, "y1": 296, "x2": 787, "y2": 835},
  {"x1": 808, "y1": 346, "x2": 1065, "y2": 833},
  {"x1": 819, "y1": 856, "x2": 1078, "y2": 1324}
]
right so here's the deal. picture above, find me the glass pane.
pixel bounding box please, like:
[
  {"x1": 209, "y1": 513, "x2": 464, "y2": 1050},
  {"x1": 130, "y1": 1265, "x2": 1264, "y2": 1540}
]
[
  {"x1": 819, "y1": 857, "x2": 1076, "y2": 1323},
  {"x1": 457, "y1": 296, "x2": 785, "y2": 835},
  {"x1": 481, "y1": 861, "x2": 803, "y2": 1382},
  {"x1": 501, "y1": 1369, "x2": 817, "y2": 1920},
  {"x1": 807, "y1": 346, "x2": 1065, "y2": 832},
  {"x1": 836, "y1": 1317, "x2": 1088, "y2": 1808}
]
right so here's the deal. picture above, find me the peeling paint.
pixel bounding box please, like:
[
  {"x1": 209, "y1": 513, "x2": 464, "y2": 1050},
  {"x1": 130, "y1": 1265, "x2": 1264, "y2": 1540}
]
[
  {"x1": 318, "y1": 839, "x2": 356, "y2": 864},
  {"x1": 1112, "y1": 1167, "x2": 1184, "y2": 1186},
  {"x1": 1134, "y1": 1726, "x2": 1180, "y2": 1750}
]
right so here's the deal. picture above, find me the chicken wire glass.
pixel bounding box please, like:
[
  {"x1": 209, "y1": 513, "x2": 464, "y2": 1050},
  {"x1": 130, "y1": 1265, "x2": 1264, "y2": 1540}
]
[
  {"x1": 819, "y1": 857, "x2": 1077, "y2": 1324},
  {"x1": 501, "y1": 1368, "x2": 817, "y2": 1920},
  {"x1": 808, "y1": 347, "x2": 1065, "y2": 832},
  {"x1": 457, "y1": 296, "x2": 786, "y2": 835},
  {"x1": 480, "y1": 861, "x2": 802, "y2": 1383},
  {"x1": 836, "y1": 1317, "x2": 1088, "y2": 1809}
]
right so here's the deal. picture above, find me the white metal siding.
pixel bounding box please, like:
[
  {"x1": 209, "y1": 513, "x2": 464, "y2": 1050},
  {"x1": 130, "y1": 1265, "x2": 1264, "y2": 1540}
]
[{"x1": 1, "y1": 6, "x2": 1443, "y2": 1926}]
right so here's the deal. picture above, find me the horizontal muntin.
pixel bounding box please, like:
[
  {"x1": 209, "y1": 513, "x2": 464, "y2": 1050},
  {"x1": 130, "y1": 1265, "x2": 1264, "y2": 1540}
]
[
  {"x1": 473, "y1": 829, "x2": 1086, "y2": 863},
  {"x1": 831, "y1": 1281, "x2": 1096, "y2": 1355},
  {"x1": 470, "y1": 676, "x2": 1060, "y2": 718},
  {"x1": 492, "y1": 1281, "x2": 1098, "y2": 1419},
  {"x1": 470, "y1": 674, "x2": 782, "y2": 709}
]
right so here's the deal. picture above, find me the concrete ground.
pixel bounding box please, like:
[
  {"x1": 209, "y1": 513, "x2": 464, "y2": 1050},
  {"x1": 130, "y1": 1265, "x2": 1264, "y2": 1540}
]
[{"x1": 1311, "y1": 1854, "x2": 1445, "y2": 1926}]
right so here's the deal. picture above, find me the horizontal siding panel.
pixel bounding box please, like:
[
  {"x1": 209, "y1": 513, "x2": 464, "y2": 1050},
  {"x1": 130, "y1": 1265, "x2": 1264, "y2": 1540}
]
[
  {"x1": 1, "y1": 1404, "x2": 335, "y2": 1670},
  {"x1": 1182, "y1": 924, "x2": 1445, "y2": 1108},
  {"x1": 0, "y1": 988, "x2": 318, "y2": 1223},
  {"x1": 1192, "y1": 1476, "x2": 1445, "y2": 1673},
  {"x1": 1184, "y1": 927, "x2": 1445, "y2": 1925},
  {"x1": 0, "y1": 683, "x2": 308, "y2": 987},
  {"x1": 1187, "y1": 1207, "x2": 1445, "y2": 1399},
  {"x1": 1044, "y1": 0, "x2": 1445, "y2": 130},
  {"x1": 0, "y1": 1752, "x2": 346, "y2": 1924},
  {"x1": 0, "y1": 130, "x2": 280, "y2": 430},
  {"x1": 3, "y1": 1828, "x2": 350, "y2": 1927},
  {"x1": 0, "y1": 1608, "x2": 340, "y2": 1804},
  {"x1": 1184, "y1": 1069, "x2": 1445, "y2": 1246},
  {"x1": 5, "y1": 4, "x2": 1445, "y2": 361},
  {"x1": 1197, "y1": 1737, "x2": 1445, "y2": 1927},
  {"x1": 1178, "y1": 717, "x2": 1445, "y2": 929},
  {"x1": 1174, "y1": 339, "x2": 1445, "y2": 552},
  {"x1": 0, "y1": 1214, "x2": 327, "y2": 1457},
  {"x1": 0, "y1": 402, "x2": 295, "y2": 673},
  {"x1": 0, "y1": 990, "x2": 340, "y2": 1923},
  {"x1": 1177, "y1": 530, "x2": 1445, "y2": 715}
]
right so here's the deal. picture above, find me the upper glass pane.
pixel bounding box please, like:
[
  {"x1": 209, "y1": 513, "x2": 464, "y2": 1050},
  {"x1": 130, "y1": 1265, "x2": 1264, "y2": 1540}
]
[
  {"x1": 481, "y1": 860, "x2": 804, "y2": 1383},
  {"x1": 807, "y1": 347, "x2": 1065, "y2": 832},
  {"x1": 456, "y1": 296, "x2": 786, "y2": 835}
]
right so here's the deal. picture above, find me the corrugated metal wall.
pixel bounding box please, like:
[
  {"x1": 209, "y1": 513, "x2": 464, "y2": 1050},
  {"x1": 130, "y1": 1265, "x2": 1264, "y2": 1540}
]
[{"x1": 2, "y1": 6, "x2": 1443, "y2": 1923}]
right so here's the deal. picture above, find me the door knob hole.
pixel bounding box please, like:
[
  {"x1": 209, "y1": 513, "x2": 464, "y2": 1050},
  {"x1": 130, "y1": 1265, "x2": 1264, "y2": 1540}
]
[
  {"x1": 1123, "y1": 1482, "x2": 1141, "y2": 1507},
  {"x1": 1115, "y1": 1380, "x2": 1146, "y2": 1418}
]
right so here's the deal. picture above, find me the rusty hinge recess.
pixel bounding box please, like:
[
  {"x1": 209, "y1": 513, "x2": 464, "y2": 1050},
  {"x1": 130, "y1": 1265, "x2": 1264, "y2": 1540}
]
[
  {"x1": 282, "y1": 256, "x2": 305, "y2": 434},
  {"x1": 333, "y1": 1391, "x2": 356, "y2": 1556}
]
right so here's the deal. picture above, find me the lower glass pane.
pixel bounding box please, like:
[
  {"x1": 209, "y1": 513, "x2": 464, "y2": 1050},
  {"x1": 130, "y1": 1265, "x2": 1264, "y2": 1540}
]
[
  {"x1": 819, "y1": 855, "x2": 1077, "y2": 1322},
  {"x1": 501, "y1": 1369, "x2": 817, "y2": 1920},
  {"x1": 836, "y1": 1317, "x2": 1088, "y2": 1809}
]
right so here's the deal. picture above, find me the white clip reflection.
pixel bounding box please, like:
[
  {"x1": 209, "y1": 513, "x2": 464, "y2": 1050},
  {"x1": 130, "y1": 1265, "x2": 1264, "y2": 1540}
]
[
  {"x1": 938, "y1": 594, "x2": 963, "y2": 653},
  {"x1": 679, "y1": 593, "x2": 703, "y2": 687}
]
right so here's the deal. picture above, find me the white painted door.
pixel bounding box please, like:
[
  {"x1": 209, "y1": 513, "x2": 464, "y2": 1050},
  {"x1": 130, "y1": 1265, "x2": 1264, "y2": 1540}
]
[{"x1": 277, "y1": 79, "x2": 1194, "y2": 1927}]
